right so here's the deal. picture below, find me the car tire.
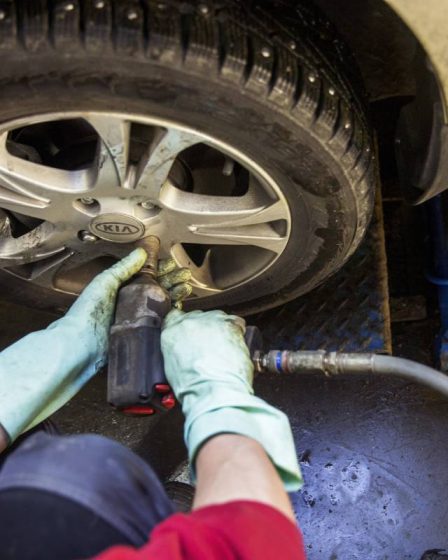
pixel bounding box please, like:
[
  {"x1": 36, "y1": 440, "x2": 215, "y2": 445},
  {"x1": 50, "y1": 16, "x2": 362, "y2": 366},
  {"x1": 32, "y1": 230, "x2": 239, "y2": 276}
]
[{"x1": 0, "y1": 0, "x2": 376, "y2": 315}]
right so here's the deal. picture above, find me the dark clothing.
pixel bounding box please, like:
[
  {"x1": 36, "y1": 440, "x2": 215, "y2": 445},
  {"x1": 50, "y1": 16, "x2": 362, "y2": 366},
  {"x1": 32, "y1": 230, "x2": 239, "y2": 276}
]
[
  {"x1": 0, "y1": 429, "x2": 305, "y2": 560},
  {"x1": 0, "y1": 488, "x2": 131, "y2": 558},
  {"x1": 0, "y1": 430, "x2": 174, "y2": 558}
]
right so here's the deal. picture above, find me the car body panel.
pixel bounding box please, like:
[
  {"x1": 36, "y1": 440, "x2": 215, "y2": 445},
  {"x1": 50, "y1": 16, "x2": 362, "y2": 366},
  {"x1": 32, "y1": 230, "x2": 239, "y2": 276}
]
[{"x1": 385, "y1": 0, "x2": 448, "y2": 121}]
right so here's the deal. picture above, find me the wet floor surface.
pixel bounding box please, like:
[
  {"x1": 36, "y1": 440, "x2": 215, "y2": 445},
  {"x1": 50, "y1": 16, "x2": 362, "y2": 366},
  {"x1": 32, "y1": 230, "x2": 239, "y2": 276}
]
[
  {"x1": 1, "y1": 302, "x2": 448, "y2": 559},
  {"x1": 257, "y1": 374, "x2": 448, "y2": 559}
]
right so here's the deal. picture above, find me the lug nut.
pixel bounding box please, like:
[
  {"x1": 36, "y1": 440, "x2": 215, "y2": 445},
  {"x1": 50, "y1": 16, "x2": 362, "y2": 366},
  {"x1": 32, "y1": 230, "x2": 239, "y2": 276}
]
[
  {"x1": 140, "y1": 201, "x2": 155, "y2": 210},
  {"x1": 80, "y1": 197, "x2": 96, "y2": 205},
  {"x1": 79, "y1": 230, "x2": 98, "y2": 243},
  {"x1": 127, "y1": 9, "x2": 138, "y2": 20},
  {"x1": 261, "y1": 46, "x2": 272, "y2": 58}
]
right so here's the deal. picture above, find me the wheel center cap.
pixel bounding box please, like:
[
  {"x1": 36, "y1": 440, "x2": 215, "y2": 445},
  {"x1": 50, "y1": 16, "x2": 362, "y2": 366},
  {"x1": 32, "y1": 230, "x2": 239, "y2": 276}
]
[{"x1": 90, "y1": 213, "x2": 145, "y2": 243}]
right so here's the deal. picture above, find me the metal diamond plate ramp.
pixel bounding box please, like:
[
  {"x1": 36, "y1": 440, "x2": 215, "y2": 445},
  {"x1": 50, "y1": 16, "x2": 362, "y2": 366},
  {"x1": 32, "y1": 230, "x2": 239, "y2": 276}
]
[{"x1": 249, "y1": 197, "x2": 392, "y2": 353}]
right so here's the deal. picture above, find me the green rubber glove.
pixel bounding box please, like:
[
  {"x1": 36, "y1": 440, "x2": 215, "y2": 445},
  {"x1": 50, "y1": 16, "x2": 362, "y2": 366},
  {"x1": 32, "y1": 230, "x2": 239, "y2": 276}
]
[
  {"x1": 161, "y1": 309, "x2": 303, "y2": 491},
  {"x1": 0, "y1": 248, "x2": 147, "y2": 444}
]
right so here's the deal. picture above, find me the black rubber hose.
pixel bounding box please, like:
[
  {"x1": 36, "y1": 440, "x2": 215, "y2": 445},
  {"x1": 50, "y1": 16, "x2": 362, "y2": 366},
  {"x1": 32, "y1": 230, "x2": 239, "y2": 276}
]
[{"x1": 259, "y1": 351, "x2": 448, "y2": 398}]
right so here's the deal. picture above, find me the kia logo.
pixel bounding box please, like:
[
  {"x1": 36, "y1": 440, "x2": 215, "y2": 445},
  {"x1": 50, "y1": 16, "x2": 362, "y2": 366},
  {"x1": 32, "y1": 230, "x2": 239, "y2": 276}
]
[{"x1": 94, "y1": 222, "x2": 140, "y2": 235}]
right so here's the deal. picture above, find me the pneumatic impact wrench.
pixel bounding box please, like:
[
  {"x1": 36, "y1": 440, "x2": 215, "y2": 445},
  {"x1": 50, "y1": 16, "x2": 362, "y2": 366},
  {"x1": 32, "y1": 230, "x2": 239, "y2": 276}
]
[{"x1": 107, "y1": 235, "x2": 262, "y2": 415}]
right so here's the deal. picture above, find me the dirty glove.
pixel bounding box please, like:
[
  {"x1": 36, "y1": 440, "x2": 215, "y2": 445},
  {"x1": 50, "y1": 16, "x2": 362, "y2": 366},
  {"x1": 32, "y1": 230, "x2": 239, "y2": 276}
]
[
  {"x1": 157, "y1": 258, "x2": 192, "y2": 307},
  {"x1": 0, "y1": 248, "x2": 147, "y2": 444},
  {"x1": 161, "y1": 309, "x2": 303, "y2": 491}
]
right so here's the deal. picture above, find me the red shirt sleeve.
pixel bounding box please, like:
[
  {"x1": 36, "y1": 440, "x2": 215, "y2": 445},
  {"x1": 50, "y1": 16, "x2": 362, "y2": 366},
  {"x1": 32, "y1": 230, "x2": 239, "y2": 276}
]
[{"x1": 93, "y1": 501, "x2": 306, "y2": 560}]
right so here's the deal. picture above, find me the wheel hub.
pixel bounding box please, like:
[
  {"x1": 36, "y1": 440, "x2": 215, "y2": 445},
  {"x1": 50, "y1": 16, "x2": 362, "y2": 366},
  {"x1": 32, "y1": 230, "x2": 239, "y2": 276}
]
[{"x1": 89, "y1": 213, "x2": 146, "y2": 243}]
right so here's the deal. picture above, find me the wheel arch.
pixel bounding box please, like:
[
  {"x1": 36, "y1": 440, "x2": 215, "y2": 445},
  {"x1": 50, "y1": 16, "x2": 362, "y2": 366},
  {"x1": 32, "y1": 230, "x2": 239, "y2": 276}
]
[{"x1": 311, "y1": 0, "x2": 448, "y2": 203}]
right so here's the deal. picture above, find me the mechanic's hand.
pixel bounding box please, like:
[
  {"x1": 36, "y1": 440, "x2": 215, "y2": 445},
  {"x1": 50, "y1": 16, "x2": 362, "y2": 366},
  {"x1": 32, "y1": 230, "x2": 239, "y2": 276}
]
[
  {"x1": 157, "y1": 258, "x2": 192, "y2": 307},
  {"x1": 162, "y1": 309, "x2": 253, "y2": 400},
  {"x1": 0, "y1": 248, "x2": 147, "y2": 445},
  {"x1": 161, "y1": 309, "x2": 303, "y2": 491}
]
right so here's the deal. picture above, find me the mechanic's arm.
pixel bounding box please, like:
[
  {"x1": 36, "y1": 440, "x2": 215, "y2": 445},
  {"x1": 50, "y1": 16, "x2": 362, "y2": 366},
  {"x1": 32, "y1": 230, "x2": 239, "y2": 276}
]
[
  {"x1": 194, "y1": 433, "x2": 295, "y2": 521},
  {"x1": 0, "y1": 249, "x2": 148, "y2": 452},
  {"x1": 161, "y1": 309, "x2": 303, "y2": 500},
  {"x1": 97, "y1": 309, "x2": 305, "y2": 560}
]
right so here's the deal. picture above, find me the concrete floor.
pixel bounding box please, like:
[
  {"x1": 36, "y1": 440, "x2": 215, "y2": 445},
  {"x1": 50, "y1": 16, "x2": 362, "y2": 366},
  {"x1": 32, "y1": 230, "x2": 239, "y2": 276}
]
[{"x1": 1, "y1": 301, "x2": 447, "y2": 559}]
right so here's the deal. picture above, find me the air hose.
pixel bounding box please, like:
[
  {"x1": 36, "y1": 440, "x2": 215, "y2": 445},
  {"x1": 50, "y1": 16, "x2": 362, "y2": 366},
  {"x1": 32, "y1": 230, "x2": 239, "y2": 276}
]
[{"x1": 255, "y1": 350, "x2": 448, "y2": 398}]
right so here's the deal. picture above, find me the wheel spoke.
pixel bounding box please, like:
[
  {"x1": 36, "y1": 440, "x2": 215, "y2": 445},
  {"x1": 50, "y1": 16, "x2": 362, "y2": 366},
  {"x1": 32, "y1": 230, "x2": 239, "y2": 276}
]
[
  {"x1": 84, "y1": 115, "x2": 131, "y2": 189},
  {"x1": 161, "y1": 184, "x2": 288, "y2": 253},
  {"x1": 217, "y1": 199, "x2": 288, "y2": 226},
  {"x1": 52, "y1": 250, "x2": 94, "y2": 272},
  {"x1": 31, "y1": 249, "x2": 122, "y2": 291},
  {"x1": 0, "y1": 222, "x2": 69, "y2": 262},
  {"x1": 26, "y1": 250, "x2": 75, "y2": 287},
  {"x1": 0, "y1": 183, "x2": 50, "y2": 220},
  {"x1": 160, "y1": 182, "x2": 285, "y2": 224},
  {"x1": 188, "y1": 223, "x2": 287, "y2": 253},
  {"x1": 0, "y1": 132, "x2": 96, "y2": 219},
  {"x1": 171, "y1": 244, "x2": 221, "y2": 295},
  {"x1": 135, "y1": 128, "x2": 202, "y2": 197}
]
